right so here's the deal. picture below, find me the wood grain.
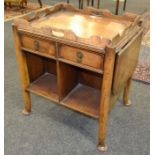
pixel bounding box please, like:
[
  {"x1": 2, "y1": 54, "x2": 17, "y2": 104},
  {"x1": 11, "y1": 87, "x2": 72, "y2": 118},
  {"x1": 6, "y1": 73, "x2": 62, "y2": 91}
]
[
  {"x1": 13, "y1": 3, "x2": 142, "y2": 49},
  {"x1": 112, "y1": 31, "x2": 143, "y2": 95},
  {"x1": 58, "y1": 62, "x2": 78, "y2": 100},
  {"x1": 59, "y1": 45, "x2": 104, "y2": 70},
  {"x1": 12, "y1": 25, "x2": 31, "y2": 113},
  {"x1": 21, "y1": 34, "x2": 56, "y2": 56},
  {"x1": 29, "y1": 73, "x2": 59, "y2": 102},
  {"x1": 61, "y1": 83, "x2": 100, "y2": 118},
  {"x1": 79, "y1": 69, "x2": 102, "y2": 89},
  {"x1": 12, "y1": 3, "x2": 144, "y2": 151},
  {"x1": 25, "y1": 52, "x2": 45, "y2": 82},
  {"x1": 98, "y1": 47, "x2": 115, "y2": 148}
]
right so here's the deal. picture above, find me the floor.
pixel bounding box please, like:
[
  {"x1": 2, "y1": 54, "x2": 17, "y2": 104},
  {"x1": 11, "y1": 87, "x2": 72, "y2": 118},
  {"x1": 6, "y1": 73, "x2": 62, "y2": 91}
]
[{"x1": 5, "y1": 0, "x2": 150, "y2": 155}]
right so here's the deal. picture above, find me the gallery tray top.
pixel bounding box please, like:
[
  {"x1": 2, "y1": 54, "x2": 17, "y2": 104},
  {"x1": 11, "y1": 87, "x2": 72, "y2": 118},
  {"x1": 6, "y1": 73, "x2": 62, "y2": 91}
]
[{"x1": 13, "y1": 3, "x2": 143, "y2": 51}]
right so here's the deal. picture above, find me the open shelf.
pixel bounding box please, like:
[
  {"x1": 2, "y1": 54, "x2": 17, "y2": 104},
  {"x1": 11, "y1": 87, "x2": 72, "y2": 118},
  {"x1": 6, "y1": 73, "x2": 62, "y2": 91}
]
[
  {"x1": 25, "y1": 52, "x2": 102, "y2": 118},
  {"x1": 25, "y1": 52, "x2": 58, "y2": 102},
  {"x1": 58, "y1": 62, "x2": 102, "y2": 118},
  {"x1": 28, "y1": 73, "x2": 59, "y2": 102},
  {"x1": 61, "y1": 83, "x2": 100, "y2": 118}
]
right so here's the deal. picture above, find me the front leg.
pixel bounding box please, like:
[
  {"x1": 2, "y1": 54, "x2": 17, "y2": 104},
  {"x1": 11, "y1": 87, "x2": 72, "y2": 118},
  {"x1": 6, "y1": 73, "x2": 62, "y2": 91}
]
[
  {"x1": 98, "y1": 48, "x2": 115, "y2": 151},
  {"x1": 12, "y1": 25, "x2": 31, "y2": 116},
  {"x1": 123, "y1": 77, "x2": 132, "y2": 106},
  {"x1": 22, "y1": 91, "x2": 31, "y2": 115}
]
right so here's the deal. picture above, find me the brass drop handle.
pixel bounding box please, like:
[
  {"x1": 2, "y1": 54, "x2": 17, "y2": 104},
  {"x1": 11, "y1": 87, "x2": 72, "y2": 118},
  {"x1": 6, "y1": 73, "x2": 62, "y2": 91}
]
[
  {"x1": 76, "y1": 51, "x2": 83, "y2": 63},
  {"x1": 34, "y1": 40, "x2": 40, "y2": 51}
]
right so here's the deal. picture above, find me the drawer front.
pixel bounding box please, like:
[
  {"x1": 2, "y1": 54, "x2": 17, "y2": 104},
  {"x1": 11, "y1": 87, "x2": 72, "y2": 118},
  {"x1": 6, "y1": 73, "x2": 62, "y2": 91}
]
[
  {"x1": 59, "y1": 46, "x2": 103, "y2": 70},
  {"x1": 20, "y1": 35, "x2": 56, "y2": 56}
]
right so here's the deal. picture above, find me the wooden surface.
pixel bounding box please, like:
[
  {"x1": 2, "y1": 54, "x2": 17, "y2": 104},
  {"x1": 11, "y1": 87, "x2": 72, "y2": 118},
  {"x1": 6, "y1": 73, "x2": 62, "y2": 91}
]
[
  {"x1": 79, "y1": 69, "x2": 102, "y2": 89},
  {"x1": 13, "y1": 3, "x2": 142, "y2": 49},
  {"x1": 98, "y1": 47, "x2": 115, "y2": 149},
  {"x1": 59, "y1": 45, "x2": 103, "y2": 70},
  {"x1": 30, "y1": 11, "x2": 131, "y2": 41},
  {"x1": 29, "y1": 73, "x2": 59, "y2": 102},
  {"x1": 112, "y1": 31, "x2": 143, "y2": 95},
  {"x1": 61, "y1": 83, "x2": 100, "y2": 118},
  {"x1": 58, "y1": 62, "x2": 78, "y2": 101},
  {"x1": 12, "y1": 25, "x2": 31, "y2": 113},
  {"x1": 13, "y1": 3, "x2": 143, "y2": 151},
  {"x1": 25, "y1": 52, "x2": 45, "y2": 82},
  {"x1": 21, "y1": 34, "x2": 56, "y2": 56}
]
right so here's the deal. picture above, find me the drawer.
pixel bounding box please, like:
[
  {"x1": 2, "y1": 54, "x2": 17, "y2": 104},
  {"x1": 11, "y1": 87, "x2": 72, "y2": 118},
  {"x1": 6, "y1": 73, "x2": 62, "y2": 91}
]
[
  {"x1": 20, "y1": 35, "x2": 56, "y2": 56},
  {"x1": 59, "y1": 46, "x2": 104, "y2": 70}
]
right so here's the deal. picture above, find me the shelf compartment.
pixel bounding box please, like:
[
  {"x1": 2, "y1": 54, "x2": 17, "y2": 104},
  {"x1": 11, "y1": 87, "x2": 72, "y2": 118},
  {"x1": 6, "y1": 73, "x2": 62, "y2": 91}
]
[
  {"x1": 28, "y1": 73, "x2": 59, "y2": 102},
  {"x1": 61, "y1": 83, "x2": 100, "y2": 118}
]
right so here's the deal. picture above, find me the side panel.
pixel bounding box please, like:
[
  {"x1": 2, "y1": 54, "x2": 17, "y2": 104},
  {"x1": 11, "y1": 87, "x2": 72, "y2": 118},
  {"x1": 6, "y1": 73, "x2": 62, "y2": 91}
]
[{"x1": 112, "y1": 32, "x2": 143, "y2": 95}]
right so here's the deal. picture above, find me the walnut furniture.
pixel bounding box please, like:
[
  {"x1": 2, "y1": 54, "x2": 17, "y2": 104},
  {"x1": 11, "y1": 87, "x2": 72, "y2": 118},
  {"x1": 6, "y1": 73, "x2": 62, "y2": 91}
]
[{"x1": 12, "y1": 3, "x2": 143, "y2": 151}]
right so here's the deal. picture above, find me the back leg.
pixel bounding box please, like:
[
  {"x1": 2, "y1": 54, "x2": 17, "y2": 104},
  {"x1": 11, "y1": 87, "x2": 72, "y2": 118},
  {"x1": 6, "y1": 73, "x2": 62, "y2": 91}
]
[{"x1": 123, "y1": 77, "x2": 132, "y2": 106}]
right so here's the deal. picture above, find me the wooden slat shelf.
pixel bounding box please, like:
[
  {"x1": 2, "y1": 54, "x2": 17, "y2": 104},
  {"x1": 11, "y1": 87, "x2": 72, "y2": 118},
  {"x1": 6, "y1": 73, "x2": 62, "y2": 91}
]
[
  {"x1": 61, "y1": 83, "x2": 100, "y2": 118},
  {"x1": 28, "y1": 73, "x2": 59, "y2": 102}
]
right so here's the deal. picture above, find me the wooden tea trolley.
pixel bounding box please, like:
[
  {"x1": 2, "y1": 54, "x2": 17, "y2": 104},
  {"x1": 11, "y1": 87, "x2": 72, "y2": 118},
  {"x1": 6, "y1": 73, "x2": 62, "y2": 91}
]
[{"x1": 12, "y1": 3, "x2": 143, "y2": 151}]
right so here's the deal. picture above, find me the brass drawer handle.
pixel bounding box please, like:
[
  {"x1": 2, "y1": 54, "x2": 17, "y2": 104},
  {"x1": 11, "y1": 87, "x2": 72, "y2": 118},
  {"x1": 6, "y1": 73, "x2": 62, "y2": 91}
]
[
  {"x1": 34, "y1": 40, "x2": 40, "y2": 51},
  {"x1": 76, "y1": 51, "x2": 83, "y2": 63}
]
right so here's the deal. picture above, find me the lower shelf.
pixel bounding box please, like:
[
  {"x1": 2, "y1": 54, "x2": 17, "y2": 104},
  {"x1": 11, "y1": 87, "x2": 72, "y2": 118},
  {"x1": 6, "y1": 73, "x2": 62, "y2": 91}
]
[
  {"x1": 28, "y1": 73, "x2": 100, "y2": 118},
  {"x1": 61, "y1": 83, "x2": 100, "y2": 118},
  {"x1": 28, "y1": 73, "x2": 59, "y2": 102}
]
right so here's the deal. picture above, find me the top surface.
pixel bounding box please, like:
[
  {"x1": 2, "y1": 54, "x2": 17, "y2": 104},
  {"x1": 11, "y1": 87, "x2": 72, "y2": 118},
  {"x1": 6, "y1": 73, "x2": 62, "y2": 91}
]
[{"x1": 30, "y1": 11, "x2": 132, "y2": 41}]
